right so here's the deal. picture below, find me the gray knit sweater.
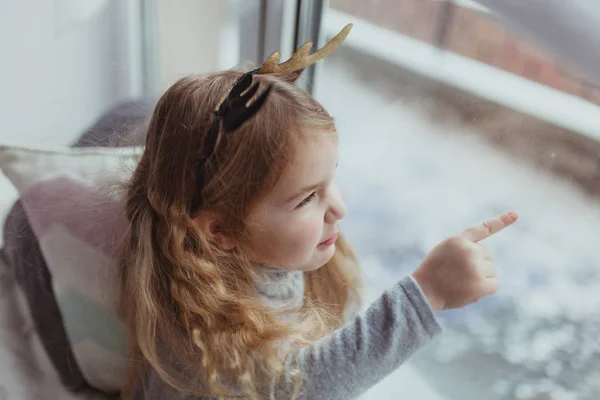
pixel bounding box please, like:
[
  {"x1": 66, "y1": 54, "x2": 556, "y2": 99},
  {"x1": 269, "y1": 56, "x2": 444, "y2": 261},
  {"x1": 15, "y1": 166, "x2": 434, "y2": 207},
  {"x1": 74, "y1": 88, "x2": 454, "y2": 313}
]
[{"x1": 132, "y1": 269, "x2": 442, "y2": 399}]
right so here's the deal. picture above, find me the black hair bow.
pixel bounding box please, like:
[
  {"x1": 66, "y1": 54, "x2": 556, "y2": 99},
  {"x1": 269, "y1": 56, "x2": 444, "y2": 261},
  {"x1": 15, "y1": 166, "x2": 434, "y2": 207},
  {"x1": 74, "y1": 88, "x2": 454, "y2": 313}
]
[
  {"x1": 201, "y1": 73, "x2": 272, "y2": 161},
  {"x1": 192, "y1": 73, "x2": 272, "y2": 212}
]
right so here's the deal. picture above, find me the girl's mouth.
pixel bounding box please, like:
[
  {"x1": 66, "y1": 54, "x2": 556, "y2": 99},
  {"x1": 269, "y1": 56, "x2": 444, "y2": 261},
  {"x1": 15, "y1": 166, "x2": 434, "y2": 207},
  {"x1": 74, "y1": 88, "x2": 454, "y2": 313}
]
[{"x1": 318, "y1": 233, "x2": 338, "y2": 247}]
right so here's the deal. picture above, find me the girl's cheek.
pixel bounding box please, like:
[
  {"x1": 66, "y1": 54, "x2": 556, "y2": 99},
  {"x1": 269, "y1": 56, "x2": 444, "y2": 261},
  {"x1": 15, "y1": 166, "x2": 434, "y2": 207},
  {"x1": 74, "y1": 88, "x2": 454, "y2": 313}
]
[
  {"x1": 309, "y1": 212, "x2": 325, "y2": 242},
  {"x1": 288, "y1": 214, "x2": 317, "y2": 244}
]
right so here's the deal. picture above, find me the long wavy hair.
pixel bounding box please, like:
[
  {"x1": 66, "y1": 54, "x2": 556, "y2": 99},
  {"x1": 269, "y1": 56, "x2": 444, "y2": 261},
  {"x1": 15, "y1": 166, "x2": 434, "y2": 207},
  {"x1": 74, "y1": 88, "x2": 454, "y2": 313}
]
[{"x1": 118, "y1": 70, "x2": 361, "y2": 399}]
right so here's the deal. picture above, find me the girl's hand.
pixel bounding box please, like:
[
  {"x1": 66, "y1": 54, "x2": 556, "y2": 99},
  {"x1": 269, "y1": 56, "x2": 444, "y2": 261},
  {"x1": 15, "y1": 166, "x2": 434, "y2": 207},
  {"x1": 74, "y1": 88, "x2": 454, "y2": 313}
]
[{"x1": 411, "y1": 212, "x2": 518, "y2": 312}]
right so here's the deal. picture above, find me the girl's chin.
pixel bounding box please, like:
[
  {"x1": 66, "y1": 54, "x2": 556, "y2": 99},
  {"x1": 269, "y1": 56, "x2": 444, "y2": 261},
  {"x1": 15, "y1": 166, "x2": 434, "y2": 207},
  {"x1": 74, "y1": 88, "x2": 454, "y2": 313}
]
[
  {"x1": 303, "y1": 246, "x2": 337, "y2": 271},
  {"x1": 256, "y1": 246, "x2": 337, "y2": 272}
]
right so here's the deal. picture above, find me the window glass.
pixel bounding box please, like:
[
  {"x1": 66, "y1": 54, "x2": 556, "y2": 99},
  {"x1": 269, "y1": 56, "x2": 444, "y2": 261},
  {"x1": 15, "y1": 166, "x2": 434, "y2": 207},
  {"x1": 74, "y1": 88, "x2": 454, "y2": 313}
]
[{"x1": 315, "y1": 1, "x2": 600, "y2": 399}]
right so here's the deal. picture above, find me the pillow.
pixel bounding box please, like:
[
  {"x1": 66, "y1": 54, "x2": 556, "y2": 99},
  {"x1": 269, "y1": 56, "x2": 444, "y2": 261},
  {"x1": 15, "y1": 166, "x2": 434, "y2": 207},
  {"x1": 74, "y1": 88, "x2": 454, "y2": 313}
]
[
  {"x1": 0, "y1": 145, "x2": 142, "y2": 392},
  {"x1": 2, "y1": 201, "x2": 90, "y2": 391}
]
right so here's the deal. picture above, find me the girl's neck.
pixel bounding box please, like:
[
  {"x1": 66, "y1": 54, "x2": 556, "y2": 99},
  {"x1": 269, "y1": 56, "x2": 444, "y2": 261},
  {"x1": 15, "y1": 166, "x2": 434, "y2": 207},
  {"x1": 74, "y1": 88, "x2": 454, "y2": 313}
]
[{"x1": 255, "y1": 267, "x2": 304, "y2": 311}]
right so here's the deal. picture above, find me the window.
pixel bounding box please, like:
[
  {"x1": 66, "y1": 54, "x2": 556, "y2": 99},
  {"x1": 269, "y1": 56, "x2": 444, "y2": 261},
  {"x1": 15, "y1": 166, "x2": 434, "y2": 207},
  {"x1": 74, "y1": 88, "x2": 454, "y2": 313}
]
[
  {"x1": 308, "y1": 1, "x2": 600, "y2": 399},
  {"x1": 142, "y1": 0, "x2": 246, "y2": 95}
]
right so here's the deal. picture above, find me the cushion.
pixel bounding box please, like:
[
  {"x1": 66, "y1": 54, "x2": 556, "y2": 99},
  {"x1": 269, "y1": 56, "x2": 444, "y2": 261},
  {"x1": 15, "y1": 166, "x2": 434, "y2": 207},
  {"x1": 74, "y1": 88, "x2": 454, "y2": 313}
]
[
  {"x1": 0, "y1": 98, "x2": 152, "y2": 393},
  {"x1": 0, "y1": 145, "x2": 143, "y2": 392},
  {"x1": 2, "y1": 201, "x2": 91, "y2": 391}
]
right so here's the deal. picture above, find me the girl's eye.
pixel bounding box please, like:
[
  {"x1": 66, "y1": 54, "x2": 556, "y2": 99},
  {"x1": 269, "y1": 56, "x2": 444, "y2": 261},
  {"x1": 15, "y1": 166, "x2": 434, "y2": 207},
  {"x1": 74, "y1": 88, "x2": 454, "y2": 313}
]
[{"x1": 297, "y1": 192, "x2": 316, "y2": 208}]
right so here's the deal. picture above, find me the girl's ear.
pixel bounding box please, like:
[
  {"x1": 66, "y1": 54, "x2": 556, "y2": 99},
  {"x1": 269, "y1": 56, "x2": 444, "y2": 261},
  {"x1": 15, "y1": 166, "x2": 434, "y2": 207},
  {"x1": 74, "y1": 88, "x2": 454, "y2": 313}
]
[
  {"x1": 274, "y1": 69, "x2": 305, "y2": 85},
  {"x1": 193, "y1": 211, "x2": 236, "y2": 250}
]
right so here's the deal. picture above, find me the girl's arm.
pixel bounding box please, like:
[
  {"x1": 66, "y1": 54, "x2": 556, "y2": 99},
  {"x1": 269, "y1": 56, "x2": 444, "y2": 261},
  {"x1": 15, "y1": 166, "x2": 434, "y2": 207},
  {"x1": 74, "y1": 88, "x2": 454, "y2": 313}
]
[
  {"x1": 275, "y1": 275, "x2": 442, "y2": 400},
  {"x1": 278, "y1": 211, "x2": 518, "y2": 399},
  {"x1": 133, "y1": 275, "x2": 439, "y2": 400}
]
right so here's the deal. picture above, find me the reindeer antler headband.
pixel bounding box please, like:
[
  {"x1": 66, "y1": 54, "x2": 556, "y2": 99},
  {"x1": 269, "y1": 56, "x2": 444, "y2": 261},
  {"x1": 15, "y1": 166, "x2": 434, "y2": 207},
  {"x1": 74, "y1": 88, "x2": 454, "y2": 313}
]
[
  {"x1": 192, "y1": 24, "x2": 352, "y2": 210},
  {"x1": 255, "y1": 23, "x2": 353, "y2": 74},
  {"x1": 210, "y1": 23, "x2": 352, "y2": 125}
]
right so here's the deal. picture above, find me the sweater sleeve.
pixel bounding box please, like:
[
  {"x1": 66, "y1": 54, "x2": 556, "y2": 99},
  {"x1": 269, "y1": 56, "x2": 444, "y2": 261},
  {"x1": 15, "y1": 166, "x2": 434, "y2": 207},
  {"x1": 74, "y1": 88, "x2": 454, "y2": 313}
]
[
  {"x1": 275, "y1": 275, "x2": 443, "y2": 400},
  {"x1": 133, "y1": 275, "x2": 442, "y2": 400}
]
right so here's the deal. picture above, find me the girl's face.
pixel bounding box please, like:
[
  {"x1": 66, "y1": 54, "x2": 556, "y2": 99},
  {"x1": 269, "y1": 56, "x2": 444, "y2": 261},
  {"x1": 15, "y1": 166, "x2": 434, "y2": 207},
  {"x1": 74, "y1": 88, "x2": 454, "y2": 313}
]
[{"x1": 245, "y1": 134, "x2": 346, "y2": 271}]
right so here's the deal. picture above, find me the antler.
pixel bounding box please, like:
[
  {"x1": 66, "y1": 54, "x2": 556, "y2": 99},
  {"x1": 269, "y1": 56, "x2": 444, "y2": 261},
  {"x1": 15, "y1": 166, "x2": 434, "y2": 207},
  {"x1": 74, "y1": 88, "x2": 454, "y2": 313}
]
[{"x1": 257, "y1": 24, "x2": 353, "y2": 74}]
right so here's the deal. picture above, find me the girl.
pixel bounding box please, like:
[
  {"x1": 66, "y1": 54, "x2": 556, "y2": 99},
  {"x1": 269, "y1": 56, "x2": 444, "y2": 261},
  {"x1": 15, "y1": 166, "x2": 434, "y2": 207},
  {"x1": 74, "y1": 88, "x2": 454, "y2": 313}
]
[{"x1": 118, "y1": 24, "x2": 518, "y2": 400}]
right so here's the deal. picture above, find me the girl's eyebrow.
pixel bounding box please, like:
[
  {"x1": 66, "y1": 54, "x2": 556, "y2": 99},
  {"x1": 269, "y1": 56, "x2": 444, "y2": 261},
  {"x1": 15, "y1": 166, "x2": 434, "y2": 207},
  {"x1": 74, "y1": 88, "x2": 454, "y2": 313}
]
[{"x1": 283, "y1": 159, "x2": 338, "y2": 203}]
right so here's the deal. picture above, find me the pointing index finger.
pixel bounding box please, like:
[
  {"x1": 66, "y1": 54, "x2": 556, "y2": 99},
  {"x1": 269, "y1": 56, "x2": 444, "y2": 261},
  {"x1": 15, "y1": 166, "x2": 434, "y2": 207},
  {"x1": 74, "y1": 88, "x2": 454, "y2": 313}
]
[{"x1": 458, "y1": 212, "x2": 518, "y2": 243}]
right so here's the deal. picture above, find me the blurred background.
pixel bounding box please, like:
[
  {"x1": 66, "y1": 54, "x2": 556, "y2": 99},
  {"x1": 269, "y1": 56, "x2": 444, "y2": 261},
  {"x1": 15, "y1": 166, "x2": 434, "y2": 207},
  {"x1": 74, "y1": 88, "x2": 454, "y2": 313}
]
[{"x1": 2, "y1": 1, "x2": 600, "y2": 399}]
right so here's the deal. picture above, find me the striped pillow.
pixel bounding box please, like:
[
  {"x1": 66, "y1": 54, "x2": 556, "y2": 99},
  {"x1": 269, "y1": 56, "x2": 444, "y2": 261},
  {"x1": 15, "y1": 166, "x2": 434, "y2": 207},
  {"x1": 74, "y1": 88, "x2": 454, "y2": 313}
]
[{"x1": 0, "y1": 145, "x2": 142, "y2": 392}]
